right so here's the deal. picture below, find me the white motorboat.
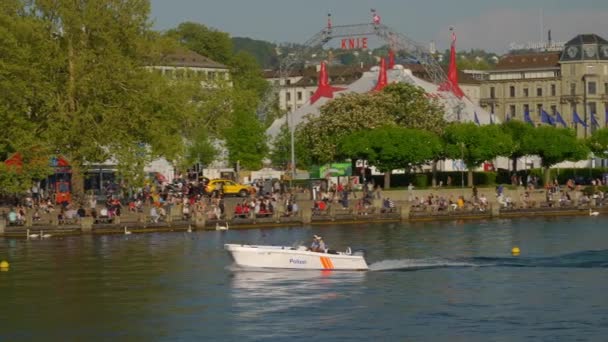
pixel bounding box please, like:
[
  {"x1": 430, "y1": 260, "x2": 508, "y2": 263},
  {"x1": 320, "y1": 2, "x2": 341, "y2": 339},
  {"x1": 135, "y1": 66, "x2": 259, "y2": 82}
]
[{"x1": 224, "y1": 244, "x2": 368, "y2": 271}]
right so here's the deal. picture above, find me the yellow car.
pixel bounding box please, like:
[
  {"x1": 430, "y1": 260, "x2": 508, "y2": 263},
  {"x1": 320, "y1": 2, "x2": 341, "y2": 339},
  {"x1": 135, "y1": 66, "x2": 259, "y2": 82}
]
[{"x1": 206, "y1": 179, "x2": 253, "y2": 197}]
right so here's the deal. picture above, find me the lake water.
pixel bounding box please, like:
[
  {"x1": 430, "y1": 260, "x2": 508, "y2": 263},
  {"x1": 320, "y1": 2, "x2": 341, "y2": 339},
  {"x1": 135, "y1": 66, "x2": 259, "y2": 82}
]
[{"x1": 2, "y1": 216, "x2": 608, "y2": 341}]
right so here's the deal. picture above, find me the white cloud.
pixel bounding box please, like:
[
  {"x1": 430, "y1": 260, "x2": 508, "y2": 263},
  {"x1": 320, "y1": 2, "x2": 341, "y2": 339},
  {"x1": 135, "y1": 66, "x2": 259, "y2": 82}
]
[{"x1": 436, "y1": 8, "x2": 608, "y2": 53}]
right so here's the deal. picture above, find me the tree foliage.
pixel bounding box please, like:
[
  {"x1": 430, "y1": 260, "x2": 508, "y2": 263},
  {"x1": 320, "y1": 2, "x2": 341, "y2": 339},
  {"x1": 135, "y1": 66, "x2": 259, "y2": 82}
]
[
  {"x1": 382, "y1": 83, "x2": 447, "y2": 135},
  {"x1": 298, "y1": 93, "x2": 396, "y2": 164},
  {"x1": 522, "y1": 126, "x2": 589, "y2": 168},
  {"x1": 587, "y1": 128, "x2": 608, "y2": 159},
  {"x1": 339, "y1": 127, "x2": 442, "y2": 172},
  {"x1": 443, "y1": 123, "x2": 512, "y2": 185}
]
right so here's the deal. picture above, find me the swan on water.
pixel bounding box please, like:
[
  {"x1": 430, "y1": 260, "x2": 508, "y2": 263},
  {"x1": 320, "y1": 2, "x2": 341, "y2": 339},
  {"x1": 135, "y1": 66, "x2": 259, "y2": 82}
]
[
  {"x1": 41, "y1": 231, "x2": 52, "y2": 239},
  {"x1": 26, "y1": 229, "x2": 39, "y2": 239},
  {"x1": 216, "y1": 222, "x2": 229, "y2": 231},
  {"x1": 124, "y1": 226, "x2": 132, "y2": 235},
  {"x1": 187, "y1": 225, "x2": 192, "y2": 233},
  {"x1": 589, "y1": 208, "x2": 600, "y2": 216}
]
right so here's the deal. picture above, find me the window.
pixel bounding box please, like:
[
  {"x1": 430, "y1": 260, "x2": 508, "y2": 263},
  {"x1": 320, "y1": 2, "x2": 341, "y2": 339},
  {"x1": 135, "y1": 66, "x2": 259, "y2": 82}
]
[
  {"x1": 509, "y1": 86, "x2": 515, "y2": 97},
  {"x1": 523, "y1": 104, "x2": 529, "y2": 114},
  {"x1": 605, "y1": 83, "x2": 608, "y2": 94},
  {"x1": 588, "y1": 81, "x2": 597, "y2": 95},
  {"x1": 523, "y1": 88, "x2": 529, "y2": 97},
  {"x1": 570, "y1": 83, "x2": 576, "y2": 95},
  {"x1": 297, "y1": 91, "x2": 302, "y2": 101},
  {"x1": 490, "y1": 87, "x2": 495, "y2": 99},
  {"x1": 550, "y1": 105, "x2": 557, "y2": 115},
  {"x1": 286, "y1": 92, "x2": 291, "y2": 101},
  {"x1": 537, "y1": 87, "x2": 543, "y2": 97},
  {"x1": 510, "y1": 105, "x2": 516, "y2": 117},
  {"x1": 551, "y1": 84, "x2": 556, "y2": 96},
  {"x1": 537, "y1": 104, "x2": 543, "y2": 115},
  {"x1": 589, "y1": 102, "x2": 598, "y2": 132}
]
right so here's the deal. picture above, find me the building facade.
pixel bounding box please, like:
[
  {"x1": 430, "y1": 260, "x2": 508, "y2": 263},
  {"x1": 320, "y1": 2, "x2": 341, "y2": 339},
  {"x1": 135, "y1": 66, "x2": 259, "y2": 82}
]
[
  {"x1": 148, "y1": 49, "x2": 231, "y2": 87},
  {"x1": 480, "y1": 34, "x2": 608, "y2": 137}
]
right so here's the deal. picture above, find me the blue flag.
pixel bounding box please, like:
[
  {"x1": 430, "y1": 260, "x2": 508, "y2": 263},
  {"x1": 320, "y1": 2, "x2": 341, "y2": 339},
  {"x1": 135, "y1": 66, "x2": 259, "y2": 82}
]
[
  {"x1": 524, "y1": 109, "x2": 533, "y2": 125},
  {"x1": 474, "y1": 112, "x2": 480, "y2": 125},
  {"x1": 573, "y1": 111, "x2": 588, "y2": 128},
  {"x1": 540, "y1": 109, "x2": 555, "y2": 126},
  {"x1": 555, "y1": 111, "x2": 568, "y2": 128},
  {"x1": 591, "y1": 112, "x2": 599, "y2": 127}
]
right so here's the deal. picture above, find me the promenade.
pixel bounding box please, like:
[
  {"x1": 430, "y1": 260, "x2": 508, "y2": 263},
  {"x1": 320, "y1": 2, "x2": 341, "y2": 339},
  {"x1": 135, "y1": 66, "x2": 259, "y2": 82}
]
[{"x1": 1, "y1": 186, "x2": 605, "y2": 238}]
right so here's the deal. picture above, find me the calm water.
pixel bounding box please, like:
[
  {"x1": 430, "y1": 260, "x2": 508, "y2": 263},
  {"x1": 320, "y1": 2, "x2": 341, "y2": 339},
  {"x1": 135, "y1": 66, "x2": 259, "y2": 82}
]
[{"x1": 2, "y1": 217, "x2": 608, "y2": 341}]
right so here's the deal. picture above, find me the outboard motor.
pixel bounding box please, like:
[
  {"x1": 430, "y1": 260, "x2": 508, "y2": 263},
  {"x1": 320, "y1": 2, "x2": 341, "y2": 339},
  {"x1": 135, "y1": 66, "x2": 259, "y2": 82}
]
[{"x1": 352, "y1": 249, "x2": 367, "y2": 258}]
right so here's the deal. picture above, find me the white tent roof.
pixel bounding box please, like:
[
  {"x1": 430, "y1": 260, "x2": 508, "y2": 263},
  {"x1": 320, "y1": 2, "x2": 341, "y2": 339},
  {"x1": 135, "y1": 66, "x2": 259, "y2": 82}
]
[{"x1": 266, "y1": 65, "x2": 496, "y2": 139}]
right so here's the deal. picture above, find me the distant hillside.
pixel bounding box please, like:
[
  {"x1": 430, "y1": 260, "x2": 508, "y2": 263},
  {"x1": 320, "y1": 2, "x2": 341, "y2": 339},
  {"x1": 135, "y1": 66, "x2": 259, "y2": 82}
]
[{"x1": 232, "y1": 37, "x2": 279, "y2": 69}]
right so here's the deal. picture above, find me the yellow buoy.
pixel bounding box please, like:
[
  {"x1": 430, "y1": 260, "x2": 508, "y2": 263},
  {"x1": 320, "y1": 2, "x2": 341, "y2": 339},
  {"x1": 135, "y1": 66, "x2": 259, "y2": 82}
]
[
  {"x1": 0, "y1": 260, "x2": 9, "y2": 269},
  {"x1": 511, "y1": 247, "x2": 521, "y2": 256}
]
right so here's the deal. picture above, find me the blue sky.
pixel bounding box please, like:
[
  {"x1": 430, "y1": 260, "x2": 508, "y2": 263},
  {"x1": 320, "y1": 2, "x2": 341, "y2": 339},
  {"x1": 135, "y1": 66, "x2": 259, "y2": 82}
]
[{"x1": 150, "y1": 0, "x2": 608, "y2": 52}]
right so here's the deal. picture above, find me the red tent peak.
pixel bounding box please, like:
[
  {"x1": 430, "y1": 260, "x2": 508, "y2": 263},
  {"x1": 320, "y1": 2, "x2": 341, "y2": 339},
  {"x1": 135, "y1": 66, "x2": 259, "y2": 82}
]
[
  {"x1": 310, "y1": 61, "x2": 347, "y2": 104},
  {"x1": 373, "y1": 58, "x2": 388, "y2": 92}
]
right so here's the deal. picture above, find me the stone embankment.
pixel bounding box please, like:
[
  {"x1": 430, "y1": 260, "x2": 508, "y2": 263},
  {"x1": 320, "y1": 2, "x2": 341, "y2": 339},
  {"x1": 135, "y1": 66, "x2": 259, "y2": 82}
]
[{"x1": 0, "y1": 187, "x2": 604, "y2": 238}]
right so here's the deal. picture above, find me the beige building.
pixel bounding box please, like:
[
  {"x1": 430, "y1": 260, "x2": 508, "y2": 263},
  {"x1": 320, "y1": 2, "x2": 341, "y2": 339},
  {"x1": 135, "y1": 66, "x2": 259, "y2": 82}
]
[
  {"x1": 480, "y1": 34, "x2": 608, "y2": 137},
  {"x1": 148, "y1": 49, "x2": 231, "y2": 87}
]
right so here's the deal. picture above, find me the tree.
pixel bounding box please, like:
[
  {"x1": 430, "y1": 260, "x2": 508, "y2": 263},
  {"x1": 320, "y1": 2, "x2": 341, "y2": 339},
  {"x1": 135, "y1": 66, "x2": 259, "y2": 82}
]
[
  {"x1": 587, "y1": 128, "x2": 608, "y2": 159},
  {"x1": 298, "y1": 92, "x2": 396, "y2": 164},
  {"x1": 339, "y1": 127, "x2": 442, "y2": 188},
  {"x1": 269, "y1": 123, "x2": 311, "y2": 171},
  {"x1": 382, "y1": 82, "x2": 447, "y2": 186},
  {"x1": 523, "y1": 126, "x2": 590, "y2": 184},
  {"x1": 382, "y1": 83, "x2": 447, "y2": 135},
  {"x1": 443, "y1": 123, "x2": 513, "y2": 186},
  {"x1": 0, "y1": 1, "x2": 200, "y2": 199},
  {"x1": 166, "y1": 22, "x2": 233, "y2": 64},
  {"x1": 501, "y1": 120, "x2": 534, "y2": 172},
  {"x1": 223, "y1": 109, "x2": 268, "y2": 171}
]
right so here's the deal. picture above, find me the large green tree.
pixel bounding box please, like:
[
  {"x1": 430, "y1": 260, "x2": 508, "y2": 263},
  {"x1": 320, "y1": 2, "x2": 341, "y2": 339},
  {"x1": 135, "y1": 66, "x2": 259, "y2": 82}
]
[
  {"x1": 500, "y1": 120, "x2": 534, "y2": 172},
  {"x1": 587, "y1": 128, "x2": 608, "y2": 159},
  {"x1": 0, "y1": 0, "x2": 202, "y2": 197},
  {"x1": 298, "y1": 92, "x2": 396, "y2": 164},
  {"x1": 523, "y1": 126, "x2": 590, "y2": 183},
  {"x1": 382, "y1": 83, "x2": 447, "y2": 135},
  {"x1": 339, "y1": 127, "x2": 442, "y2": 188},
  {"x1": 443, "y1": 123, "x2": 513, "y2": 186}
]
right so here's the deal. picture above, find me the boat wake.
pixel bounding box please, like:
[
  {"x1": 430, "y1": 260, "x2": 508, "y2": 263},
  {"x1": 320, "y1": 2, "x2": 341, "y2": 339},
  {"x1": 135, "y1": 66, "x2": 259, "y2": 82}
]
[{"x1": 369, "y1": 250, "x2": 608, "y2": 272}]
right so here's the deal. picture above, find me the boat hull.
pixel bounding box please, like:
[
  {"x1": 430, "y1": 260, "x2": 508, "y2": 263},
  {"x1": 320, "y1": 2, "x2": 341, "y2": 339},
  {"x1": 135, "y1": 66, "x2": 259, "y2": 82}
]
[{"x1": 224, "y1": 244, "x2": 368, "y2": 271}]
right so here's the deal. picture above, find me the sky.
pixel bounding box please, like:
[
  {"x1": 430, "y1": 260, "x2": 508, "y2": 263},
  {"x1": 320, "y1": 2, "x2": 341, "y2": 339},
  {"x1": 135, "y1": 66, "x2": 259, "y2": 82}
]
[{"x1": 150, "y1": 0, "x2": 608, "y2": 53}]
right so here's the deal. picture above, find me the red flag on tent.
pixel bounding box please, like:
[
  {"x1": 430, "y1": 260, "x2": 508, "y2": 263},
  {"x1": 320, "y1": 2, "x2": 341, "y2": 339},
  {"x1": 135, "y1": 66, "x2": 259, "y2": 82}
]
[
  {"x1": 373, "y1": 58, "x2": 388, "y2": 92},
  {"x1": 388, "y1": 50, "x2": 395, "y2": 69},
  {"x1": 438, "y1": 30, "x2": 465, "y2": 98},
  {"x1": 310, "y1": 62, "x2": 346, "y2": 104}
]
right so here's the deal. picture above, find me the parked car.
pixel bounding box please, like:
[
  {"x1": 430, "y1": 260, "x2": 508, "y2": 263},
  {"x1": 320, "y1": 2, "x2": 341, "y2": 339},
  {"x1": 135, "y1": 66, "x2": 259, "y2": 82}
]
[{"x1": 206, "y1": 179, "x2": 253, "y2": 197}]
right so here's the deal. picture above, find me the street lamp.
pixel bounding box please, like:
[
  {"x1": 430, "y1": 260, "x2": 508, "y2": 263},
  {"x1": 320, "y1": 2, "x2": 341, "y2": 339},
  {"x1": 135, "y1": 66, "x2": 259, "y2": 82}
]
[{"x1": 459, "y1": 142, "x2": 465, "y2": 188}]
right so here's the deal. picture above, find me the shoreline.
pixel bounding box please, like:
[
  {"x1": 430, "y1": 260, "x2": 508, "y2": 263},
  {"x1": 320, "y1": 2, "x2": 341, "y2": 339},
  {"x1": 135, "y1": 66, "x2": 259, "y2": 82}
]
[{"x1": 1, "y1": 204, "x2": 604, "y2": 239}]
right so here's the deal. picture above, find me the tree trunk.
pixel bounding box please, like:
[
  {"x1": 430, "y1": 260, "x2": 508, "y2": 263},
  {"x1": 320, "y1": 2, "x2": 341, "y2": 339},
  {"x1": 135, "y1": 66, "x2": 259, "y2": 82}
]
[
  {"x1": 467, "y1": 169, "x2": 474, "y2": 187},
  {"x1": 543, "y1": 166, "x2": 551, "y2": 186},
  {"x1": 431, "y1": 160, "x2": 438, "y2": 187},
  {"x1": 70, "y1": 161, "x2": 85, "y2": 206},
  {"x1": 384, "y1": 171, "x2": 391, "y2": 189},
  {"x1": 512, "y1": 157, "x2": 518, "y2": 173}
]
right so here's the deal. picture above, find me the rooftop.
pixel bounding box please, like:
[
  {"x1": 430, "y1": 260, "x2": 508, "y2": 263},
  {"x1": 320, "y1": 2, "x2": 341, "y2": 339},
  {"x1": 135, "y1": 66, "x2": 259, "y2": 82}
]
[
  {"x1": 495, "y1": 52, "x2": 561, "y2": 71},
  {"x1": 158, "y1": 50, "x2": 228, "y2": 69}
]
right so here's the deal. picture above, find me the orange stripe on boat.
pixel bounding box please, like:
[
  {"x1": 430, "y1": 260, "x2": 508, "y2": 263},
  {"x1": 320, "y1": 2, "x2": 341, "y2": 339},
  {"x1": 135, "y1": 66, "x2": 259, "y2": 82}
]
[
  {"x1": 326, "y1": 257, "x2": 334, "y2": 269},
  {"x1": 320, "y1": 257, "x2": 328, "y2": 269}
]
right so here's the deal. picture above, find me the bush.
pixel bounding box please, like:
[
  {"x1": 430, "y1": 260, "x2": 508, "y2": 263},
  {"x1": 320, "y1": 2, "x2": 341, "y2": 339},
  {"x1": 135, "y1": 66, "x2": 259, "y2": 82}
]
[{"x1": 414, "y1": 174, "x2": 428, "y2": 188}]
